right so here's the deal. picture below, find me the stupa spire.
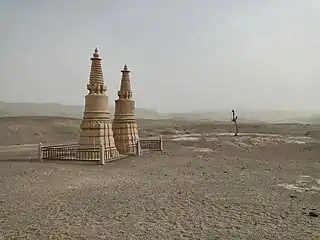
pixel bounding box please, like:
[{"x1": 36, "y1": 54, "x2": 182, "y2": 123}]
[
  {"x1": 87, "y1": 47, "x2": 106, "y2": 95},
  {"x1": 89, "y1": 47, "x2": 104, "y2": 86},
  {"x1": 118, "y1": 64, "x2": 132, "y2": 99}
]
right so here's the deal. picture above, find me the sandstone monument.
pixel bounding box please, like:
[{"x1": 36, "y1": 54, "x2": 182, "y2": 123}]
[
  {"x1": 112, "y1": 64, "x2": 139, "y2": 154},
  {"x1": 79, "y1": 47, "x2": 119, "y2": 158}
]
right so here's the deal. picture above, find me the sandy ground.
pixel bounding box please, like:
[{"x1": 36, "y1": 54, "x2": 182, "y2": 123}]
[{"x1": 0, "y1": 117, "x2": 319, "y2": 239}]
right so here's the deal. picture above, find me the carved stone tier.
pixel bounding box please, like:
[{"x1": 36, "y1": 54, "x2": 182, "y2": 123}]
[
  {"x1": 79, "y1": 48, "x2": 119, "y2": 159},
  {"x1": 112, "y1": 65, "x2": 139, "y2": 154}
]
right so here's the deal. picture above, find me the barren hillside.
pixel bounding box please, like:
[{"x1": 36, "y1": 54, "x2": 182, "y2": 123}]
[
  {"x1": 0, "y1": 116, "x2": 319, "y2": 239},
  {"x1": 1, "y1": 116, "x2": 320, "y2": 146},
  {"x1": 1, "y1": 101, "x2": 319, "y2": 123}
]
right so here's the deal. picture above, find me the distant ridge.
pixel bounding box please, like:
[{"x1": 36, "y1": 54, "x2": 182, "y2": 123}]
[
  {"x1": 0, "y1": 102, "x2": 318, "y2": 123},
  {"x1": 0, "y1": 102, "x2": 163, "y2": 119}
]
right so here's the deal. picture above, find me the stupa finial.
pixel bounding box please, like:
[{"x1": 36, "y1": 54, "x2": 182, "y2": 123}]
[
  {"x1": 93, "y1": 47, "x2": 100, "y2": 58},
  {"x1": 121, "y1": 64, "x2": 130, "y2": 72}
]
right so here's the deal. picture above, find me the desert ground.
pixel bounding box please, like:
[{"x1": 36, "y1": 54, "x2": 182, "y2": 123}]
[{"x1": 0, "y1": 116, "x2": 319, "y2": 239}]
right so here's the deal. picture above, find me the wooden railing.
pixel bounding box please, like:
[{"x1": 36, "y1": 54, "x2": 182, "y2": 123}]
[
  {"x1": 36, "y1": 137, "x2": 163, "y2": 165},
  {"x1": 139, "y1": 137, "x2": 163, "y2": 151},
  {"x1": 41, "y1": 144, "x2": 100, "y2": 161},
  {"x1": 104, "y1": 148, "x2": 122, "y2": 161}
]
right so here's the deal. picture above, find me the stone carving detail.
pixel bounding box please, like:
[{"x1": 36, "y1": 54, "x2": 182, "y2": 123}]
[
  {"x1": 112, "y1": 64, "x2": 139, "y2": 154},
  {"x1": 79, "y1": 47, "x2": 119, "y2": 159}
]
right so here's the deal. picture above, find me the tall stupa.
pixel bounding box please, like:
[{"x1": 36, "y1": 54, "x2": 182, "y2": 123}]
[
  {"x1": 79, "y1": 47, "x2": 119, "y2": 158},
  {"x1": 112, "y1": 64, "x2": 139, "y2": 154}
]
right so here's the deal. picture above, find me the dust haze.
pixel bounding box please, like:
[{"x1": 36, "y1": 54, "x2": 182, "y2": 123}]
[{"x1": 1, "y1": 0, "x2": 320, "y2": 116}]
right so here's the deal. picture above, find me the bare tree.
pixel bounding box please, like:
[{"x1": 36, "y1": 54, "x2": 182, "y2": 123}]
[{"x1": 231, "y1": 109, "x2": 239, "y2": 136}]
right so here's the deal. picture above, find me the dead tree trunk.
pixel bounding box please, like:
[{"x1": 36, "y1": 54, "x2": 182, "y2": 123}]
[{"x1": 231, "y1": 109, "x2": 239, "y2": 136}]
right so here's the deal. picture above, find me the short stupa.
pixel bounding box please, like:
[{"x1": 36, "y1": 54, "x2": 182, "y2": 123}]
[
  {"x1": 79, "y1": 47, "x2": 119, "y2": 158},
  {"x1": 112, "y1": 64, "x2": 139, "y2": 154}
]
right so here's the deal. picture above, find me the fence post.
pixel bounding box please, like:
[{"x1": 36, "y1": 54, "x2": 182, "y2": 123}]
[
  {"x1": 136, "y1": 140, "x2": 141, "y2": 156},
  {"x1": 99, "y1": 144, "x2": 105, "y2": 165},
  {"x1": 38, "y1": 143, "x2": 43, "y2": 161},
  {"x1": 159, "y1": 137, "x2": 163, "y2": 151}
]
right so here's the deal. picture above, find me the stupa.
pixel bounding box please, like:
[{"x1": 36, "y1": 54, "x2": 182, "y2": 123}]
[
  {"x1": 79, "y1": 47, "x2": 119, "y2": 159},
  {"x1": 112, "y1": 64, "x2": 139, "y2": 154}
]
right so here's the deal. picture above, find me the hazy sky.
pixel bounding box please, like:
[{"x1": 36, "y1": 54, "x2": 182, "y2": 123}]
[{"x1": 1, "y1": 0, "x2": 320, "y2": 112}]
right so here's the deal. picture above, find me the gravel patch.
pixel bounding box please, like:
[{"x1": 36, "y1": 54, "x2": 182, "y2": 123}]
[{"x1": 0, "y1": 144, "x2": 319, "y2": 239}]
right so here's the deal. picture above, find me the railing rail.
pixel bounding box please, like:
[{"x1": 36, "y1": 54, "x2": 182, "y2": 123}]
[{"x1": 42, "y1": 143, "x2": 79, "y2": 149}]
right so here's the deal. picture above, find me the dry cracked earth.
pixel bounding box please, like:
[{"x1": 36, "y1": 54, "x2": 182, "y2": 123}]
[{"x1": 0, "y1": 117, "x2": 319, "y2": 239}]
